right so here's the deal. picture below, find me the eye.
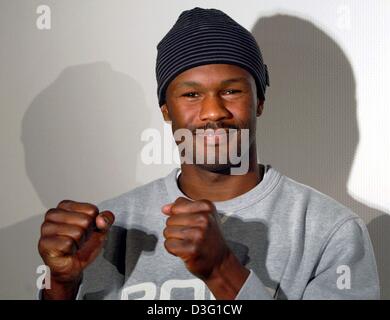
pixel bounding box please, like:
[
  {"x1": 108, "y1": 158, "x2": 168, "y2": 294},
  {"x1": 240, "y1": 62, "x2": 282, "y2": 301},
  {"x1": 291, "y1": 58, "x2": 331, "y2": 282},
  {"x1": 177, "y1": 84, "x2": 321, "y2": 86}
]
[
  {"x1": 223, "y1": 89, "x2": 241, "y2": 95},
  {"x1": 182, "y1": 92, "x2": 199, "y2": 98}
]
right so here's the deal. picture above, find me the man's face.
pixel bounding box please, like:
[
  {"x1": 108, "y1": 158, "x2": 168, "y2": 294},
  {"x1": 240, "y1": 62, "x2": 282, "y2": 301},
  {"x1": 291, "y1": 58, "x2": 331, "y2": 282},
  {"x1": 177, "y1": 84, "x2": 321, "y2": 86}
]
[{"x1": 161, "y1": 63, "x2": 264, "y2": 172}]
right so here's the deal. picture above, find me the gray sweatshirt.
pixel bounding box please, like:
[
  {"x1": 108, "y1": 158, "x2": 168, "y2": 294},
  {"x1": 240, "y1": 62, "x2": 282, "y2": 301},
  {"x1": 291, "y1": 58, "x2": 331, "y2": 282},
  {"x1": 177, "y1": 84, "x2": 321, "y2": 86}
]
[{"x1": 76, "y1": 165, "x2": 379, "y2": 300}]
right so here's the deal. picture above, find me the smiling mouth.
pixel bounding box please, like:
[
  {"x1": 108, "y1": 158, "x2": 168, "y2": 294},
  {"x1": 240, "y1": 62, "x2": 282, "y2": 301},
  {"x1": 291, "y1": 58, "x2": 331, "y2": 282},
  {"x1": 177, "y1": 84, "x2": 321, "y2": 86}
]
[{"x1": 195, "y1": 129, "x2": 237, "y2": 146}]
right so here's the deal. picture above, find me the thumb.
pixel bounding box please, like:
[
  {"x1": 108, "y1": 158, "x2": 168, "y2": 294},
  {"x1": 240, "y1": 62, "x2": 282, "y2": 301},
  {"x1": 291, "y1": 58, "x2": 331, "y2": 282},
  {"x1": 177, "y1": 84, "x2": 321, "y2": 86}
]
[
  {"x1": 161, "y1": 203, "x2": 174, "y2": 215},
  {"x1": 95, "y1": 210, "x2": 115, "y2": 232},
  {"x1": 76, "y1": 211, "x2": 115, "y2": 270}
]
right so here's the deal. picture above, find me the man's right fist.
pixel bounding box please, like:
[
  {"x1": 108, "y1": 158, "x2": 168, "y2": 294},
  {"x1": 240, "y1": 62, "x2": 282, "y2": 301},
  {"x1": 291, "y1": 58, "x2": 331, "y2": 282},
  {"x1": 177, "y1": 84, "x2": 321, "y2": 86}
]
[{"x1": 38, "y1": 200, "x2": 114, "y2": 299}]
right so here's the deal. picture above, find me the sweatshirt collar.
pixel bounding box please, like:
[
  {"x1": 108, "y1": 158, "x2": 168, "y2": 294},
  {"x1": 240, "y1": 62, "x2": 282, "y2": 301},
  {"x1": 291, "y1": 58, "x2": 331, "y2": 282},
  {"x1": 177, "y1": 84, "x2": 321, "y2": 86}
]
[{"x1": 164, "y1": 164, "x2": 282, "y2": 212}]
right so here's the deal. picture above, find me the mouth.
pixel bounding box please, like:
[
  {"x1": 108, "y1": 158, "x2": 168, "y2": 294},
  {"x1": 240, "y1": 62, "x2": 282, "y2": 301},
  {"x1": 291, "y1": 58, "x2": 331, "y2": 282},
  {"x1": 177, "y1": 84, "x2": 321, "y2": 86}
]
[{"x1": 194, "y1": 129, "x2": 237, "y2": 146}]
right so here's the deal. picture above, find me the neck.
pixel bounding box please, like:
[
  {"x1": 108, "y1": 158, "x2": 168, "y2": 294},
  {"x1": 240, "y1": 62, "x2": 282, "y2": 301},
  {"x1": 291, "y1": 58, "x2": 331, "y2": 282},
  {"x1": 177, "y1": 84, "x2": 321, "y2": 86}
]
[{"x1": 177, "y1": 144, "x2": 264, "y2": 202}]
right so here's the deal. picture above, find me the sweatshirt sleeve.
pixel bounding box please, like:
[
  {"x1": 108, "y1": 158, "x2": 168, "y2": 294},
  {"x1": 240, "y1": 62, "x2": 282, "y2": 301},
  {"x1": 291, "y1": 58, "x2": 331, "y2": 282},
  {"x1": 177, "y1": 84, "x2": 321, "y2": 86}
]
[
  {"x1": 36, "y1": 282, "x2": 83, "y2": 300},
  {"x1": 302, "y1": 217, "x2": 380, "y2": 299},
  {"x1": 236, "y1": 217, "x2": 379, "y2": 300},
  {"x1": 235, "y1": 270, "x2": 273, "y2": 300}
]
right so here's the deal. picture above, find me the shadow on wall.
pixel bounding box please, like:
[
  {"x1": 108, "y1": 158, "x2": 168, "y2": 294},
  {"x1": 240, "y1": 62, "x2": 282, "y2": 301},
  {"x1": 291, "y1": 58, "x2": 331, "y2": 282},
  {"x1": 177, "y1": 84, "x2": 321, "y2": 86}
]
[
  {"x1": 252, "y1": 15, "x2": 390, "y2": 299},
  {"x1": 21, "y1": 61, "x2": 148, "y2": 207},
  {"x1": 0, "y1": 62, "x2": 149, "y2": 298}
]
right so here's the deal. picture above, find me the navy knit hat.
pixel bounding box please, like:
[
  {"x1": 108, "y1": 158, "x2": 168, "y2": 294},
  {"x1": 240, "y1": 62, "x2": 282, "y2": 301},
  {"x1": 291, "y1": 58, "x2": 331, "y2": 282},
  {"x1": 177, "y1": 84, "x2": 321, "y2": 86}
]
[{"x1": 156, "y1": 7, "x2": 269, "y2": 107}]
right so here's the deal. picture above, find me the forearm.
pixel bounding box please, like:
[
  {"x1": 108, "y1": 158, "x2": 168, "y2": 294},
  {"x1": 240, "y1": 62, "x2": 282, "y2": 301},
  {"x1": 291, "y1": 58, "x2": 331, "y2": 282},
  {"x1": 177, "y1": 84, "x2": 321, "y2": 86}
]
[{"x1": 204, "y1": 250, "x2": 250, "y2": 300}]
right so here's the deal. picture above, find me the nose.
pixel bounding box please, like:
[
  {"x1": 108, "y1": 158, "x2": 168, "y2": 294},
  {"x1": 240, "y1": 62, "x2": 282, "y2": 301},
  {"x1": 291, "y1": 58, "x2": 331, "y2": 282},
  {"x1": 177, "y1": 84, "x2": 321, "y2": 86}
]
[{"x1": 199, "y1": 94, "x2": 232, "y2": 122}]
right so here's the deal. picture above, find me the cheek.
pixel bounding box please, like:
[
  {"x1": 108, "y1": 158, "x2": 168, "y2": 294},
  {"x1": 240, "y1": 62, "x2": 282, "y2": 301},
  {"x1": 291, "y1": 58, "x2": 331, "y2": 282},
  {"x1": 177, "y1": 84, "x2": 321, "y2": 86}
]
[
  {"x1": 228, "y1": 105, "x2": 254, "y2": 128},
  {"x1": 170, "y1": 105, "x2": 199, "y2": 130}
]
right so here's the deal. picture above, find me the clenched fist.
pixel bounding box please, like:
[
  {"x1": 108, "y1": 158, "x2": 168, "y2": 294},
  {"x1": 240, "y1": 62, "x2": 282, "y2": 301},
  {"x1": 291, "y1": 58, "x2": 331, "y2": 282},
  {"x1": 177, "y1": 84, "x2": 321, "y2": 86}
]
[
  {"x1": 38, "y1": 200, "x2": 114, "y2": 299},
  {"x1": 162, "y1": 197, "x2": 250, "y2": 299},
  {"x1": 162, "y1": 197, "x2": 231, "y2": 280}
]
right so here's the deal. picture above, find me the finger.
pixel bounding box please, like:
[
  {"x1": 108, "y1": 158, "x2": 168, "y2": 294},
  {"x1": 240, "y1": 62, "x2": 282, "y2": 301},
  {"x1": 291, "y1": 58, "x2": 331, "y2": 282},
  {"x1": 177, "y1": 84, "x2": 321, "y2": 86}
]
[
  {"x1": 41, "y1": 222, "x2": 86, "y2": 248},
  {"x1": 76, "y1": 231, "x2": 107, "y2": 269},
  {"x1": 45, "y1": 209, "x2": 94, "y2": 231},
  {"x1": 57, "y1": 200, "x2": 99, "y2": 218},
  {"x1": 170, "y1": 198, "x2": 215, "y2": 215},
  {"x1": 164, "y1": 238, "x2": 193, "y2": 258},
  {"x1": 95, "y1": 211, "x2": 115, "y2": 232},
  {"x1": 161, "y1": 198, "x2": 194, "y2": 215},
  {"x1": 162, "y1": 197, "x2": 192, "y2": 215},
  {"x1": 38, "y1": 235, "x2": 76, "y2": 259},
  {"x1": 163, "y1": 225, "x2": 190, "y2": 240},
  {"x1": 76, "y1": 211, "x2": 114, "y2": 270},
  {"x1": 166, "y1": 212, "x2": 209, "y2": 228}
]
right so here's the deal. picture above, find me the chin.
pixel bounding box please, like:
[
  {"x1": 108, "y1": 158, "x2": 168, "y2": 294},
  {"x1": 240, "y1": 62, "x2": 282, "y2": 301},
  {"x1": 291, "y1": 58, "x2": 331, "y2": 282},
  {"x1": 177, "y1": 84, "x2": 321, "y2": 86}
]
[{"x1": 195, "y1": 163, "x2": 235, "y2": 174}]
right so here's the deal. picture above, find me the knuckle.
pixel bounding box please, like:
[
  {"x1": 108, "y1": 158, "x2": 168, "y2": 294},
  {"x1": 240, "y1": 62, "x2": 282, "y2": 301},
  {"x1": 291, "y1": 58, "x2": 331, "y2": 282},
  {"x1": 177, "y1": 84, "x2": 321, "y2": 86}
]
[
  {"x1": 195, "y1": 215, "x2": 209, "y2": 228},
  {"x1": 58, "y1": 199, "x2": 72, "y2": 207},
  {"x1": 37, "y1": 237, "x2": 47, "y2": 255},
  {"x1": 164, "y1": 239, "x2": 178, "y2": 254},
  {"x1": 44, "y1": 208, "x2": 57, "y2": 219},
  {"x1": 163, "y1": 239, "x2": 171, "y2": 251},
  {"x1": 40, "y1": 221, "x2": 52, "y2": 235},
  {"x1": 192, "y1": 228, "x2": 204, "y2": 243},
  {"x1": 188, "y1": 244, "x2": 198, "y2": 256},
  {"x1": 166, "y1": 216, "x2": 174, "y2": 226},
  {"x1": 199, "y1": 199, "x2": 214, "y2": 212},
  {"x1": 163, "y1": 227, "x2": 169, "y2": 239},
  {"x1": 175, "y1": 197, "x2": 187, "y2": 204},
  {"x1": 38, "y1": 235, "x2": 74, "y2": 259},
  {"x1": 72, "y1": 225, "x2": 85, "y2": 239},
  {"x1": 170, "y1": 205, "x2": 181, "y2": 215},
  {"x1": 58, "y1": 236, "x2": 74, "y2": 252},
  {"x1": 87, "y1": 203, "x2": 99, "y2": 213},
  {"x1": 78, "y1": 214, "x2": 93, "y2": 229}
]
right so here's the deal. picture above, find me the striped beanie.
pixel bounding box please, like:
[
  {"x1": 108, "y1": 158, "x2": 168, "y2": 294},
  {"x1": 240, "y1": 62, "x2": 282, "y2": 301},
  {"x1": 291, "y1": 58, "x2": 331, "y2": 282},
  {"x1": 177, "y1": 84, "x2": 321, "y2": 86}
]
[{"x1": 156, "y1": 7, "x2": 269, "y2": 107}]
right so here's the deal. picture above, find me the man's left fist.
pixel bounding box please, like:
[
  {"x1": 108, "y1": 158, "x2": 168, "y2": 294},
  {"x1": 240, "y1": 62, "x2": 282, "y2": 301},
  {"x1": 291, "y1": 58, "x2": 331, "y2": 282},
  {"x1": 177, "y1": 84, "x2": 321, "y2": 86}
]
[{"x1": 162, "y1": 197, "x2": 230, "y2": 281}]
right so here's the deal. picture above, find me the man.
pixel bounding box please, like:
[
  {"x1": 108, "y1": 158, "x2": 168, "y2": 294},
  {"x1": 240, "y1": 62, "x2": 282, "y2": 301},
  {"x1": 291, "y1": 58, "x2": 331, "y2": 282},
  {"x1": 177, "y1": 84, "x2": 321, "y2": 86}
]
[{"x1": 38, "y1": 7, "x2": 379, "y2": 300}]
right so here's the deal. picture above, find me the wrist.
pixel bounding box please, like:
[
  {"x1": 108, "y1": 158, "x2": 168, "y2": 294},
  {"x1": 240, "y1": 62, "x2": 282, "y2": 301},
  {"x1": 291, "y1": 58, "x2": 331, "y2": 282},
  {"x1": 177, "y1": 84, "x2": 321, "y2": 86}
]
[
  {"x1": 42, "y1": 276, "x2": 81, "y2": 300},
  {"x1": 204, "y1": 249, "x2": 250, "y2": 300}
]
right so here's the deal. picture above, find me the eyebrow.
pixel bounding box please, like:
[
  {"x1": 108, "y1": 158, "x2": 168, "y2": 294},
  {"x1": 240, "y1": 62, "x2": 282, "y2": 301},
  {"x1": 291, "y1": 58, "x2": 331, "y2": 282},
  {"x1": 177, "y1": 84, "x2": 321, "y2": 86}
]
[{"x1": 176, "y1": 77, "x2": 250, "y2": 89}]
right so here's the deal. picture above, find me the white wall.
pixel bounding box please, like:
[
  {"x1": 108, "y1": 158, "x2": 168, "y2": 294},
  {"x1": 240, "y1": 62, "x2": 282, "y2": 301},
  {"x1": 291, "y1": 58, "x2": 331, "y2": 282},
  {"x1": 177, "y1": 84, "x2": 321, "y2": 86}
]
[{"x1": 0, "y1": 0, "x2": 389, "y2": 299}]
